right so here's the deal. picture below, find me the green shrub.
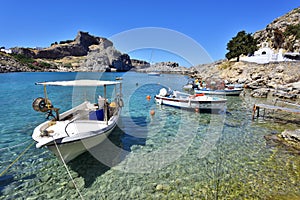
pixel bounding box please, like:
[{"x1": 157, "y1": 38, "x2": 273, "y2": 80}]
[
  {"x1": 12, "y1": 54, "x2": 35, "y2": 65},
  {"x1": 59, "y1": 40, "x2": 74, "y2": 45},
  {"x1": 284, "y1": 24, "x2": 300, "y2": 39},
  {"x1": 64, "y1": 63, "x2": 72, "y2": 68},
  {"x1": 218, "y1": 61, "x2": 232, "y2": 70},
  {"x1": 27, "y1": 64, "x2": 41, "y2": 70}
]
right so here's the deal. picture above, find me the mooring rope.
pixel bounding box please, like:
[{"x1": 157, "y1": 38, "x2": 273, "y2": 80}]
[
  {"x1": 0, "y1": 141, "x2": 35, "y2": 177},
  {"x1": 52, "y1": 138, "x2": 84, "y2": 200},
  {"x1": 0, "y1": 140, "x2": 32, "y2": 152}
]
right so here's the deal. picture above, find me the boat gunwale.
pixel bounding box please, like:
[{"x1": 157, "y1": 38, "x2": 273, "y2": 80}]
[{"x1": 154, "y1": 95, "x2": 227, "y2": 104}]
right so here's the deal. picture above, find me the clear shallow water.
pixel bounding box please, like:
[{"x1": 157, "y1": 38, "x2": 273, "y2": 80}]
[{"x1": 0, "y1": 72, "x2": 299, "y2": 199}]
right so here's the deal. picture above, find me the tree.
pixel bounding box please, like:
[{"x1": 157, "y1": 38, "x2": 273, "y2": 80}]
[{"x1": 226, "y1": 30, "x2": 258, "y2": 62}]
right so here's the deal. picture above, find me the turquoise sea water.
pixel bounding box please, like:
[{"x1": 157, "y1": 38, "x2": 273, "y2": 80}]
[{"x1": 0, "y1": 72, "x2": 299, "y2": 199}]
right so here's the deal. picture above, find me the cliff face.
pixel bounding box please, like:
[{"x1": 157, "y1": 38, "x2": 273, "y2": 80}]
[
  {"x1": 7, "y1": 31, "x2": 133, "y2": 72},
  {"x1": 254, "y1": 7, "x2": 300, "y2": 52},
  {"x1": 78, "y1": 42, "x2": 132, "y2": 72},
  {"x1": 35, "y1": 31, "x2": 111, "y2": 59}
]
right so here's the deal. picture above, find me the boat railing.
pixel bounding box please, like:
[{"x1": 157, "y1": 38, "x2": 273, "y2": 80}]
[{"x1": 173, "y1": 91, "x2": 190, "y2": 99}]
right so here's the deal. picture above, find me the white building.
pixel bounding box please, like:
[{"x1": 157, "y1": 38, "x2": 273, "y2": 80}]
[
  {"x1": 0, "y1": 48, "x2": 12, "y2": 54},
  {"x1": 240, "y1": 42, "x2": 285, "y2": 64}
]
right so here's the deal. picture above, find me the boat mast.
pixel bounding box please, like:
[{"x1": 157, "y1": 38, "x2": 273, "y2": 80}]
[
  {"x1": 43, "y1": 85, "x2": 50, "y2": 109},
  {"x1": 104, "y1": 85, "x2": 108, "y2": 125}
]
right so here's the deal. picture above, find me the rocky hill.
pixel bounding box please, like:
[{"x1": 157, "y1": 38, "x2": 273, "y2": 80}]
[
  {"x1": 254, "y1": 7, "x2": 300, "y2": 52},
  {"x1": 0, "y1": 52, "x2": 33, "y2": 72},
  {"x1": 1, "y1": 31, "x2": 133, "y2": 72}
]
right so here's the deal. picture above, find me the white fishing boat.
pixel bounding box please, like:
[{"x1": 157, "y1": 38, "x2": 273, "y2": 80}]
[
  {"x1": 182, "y1": 79, "x2": 195, "y2": 91},
  {"x1": 147, "y1": 72, "x2": 160, "y2": 76},
  {"x1": 32, "y1": 80, "x2": 123, "y2": 163},
  {"x1": 155, "y1": 88, "x2": 227, "y2": 113},
  {"x1": 194, "y1": 87, "x2": 243, "y2": 96}
]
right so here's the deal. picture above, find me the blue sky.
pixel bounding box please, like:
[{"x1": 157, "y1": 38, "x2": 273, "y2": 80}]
[{"x1": 1, "y1": 0, "x2": 299, "y2": 66}]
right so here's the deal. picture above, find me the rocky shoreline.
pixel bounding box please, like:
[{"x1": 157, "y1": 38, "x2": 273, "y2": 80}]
[
  {"x1": 265, "y1": 129, "x2": 300, "y2": 154},
  {"x1": 2, "y1": 49, "x2": 300, "y2": 101},
  {"x1": 191, "y1": 60, "x2": 300, "y2": 100}
]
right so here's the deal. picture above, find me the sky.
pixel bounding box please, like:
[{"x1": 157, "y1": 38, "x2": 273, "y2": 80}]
[{"x1": 1, "y1": 0, "x2": 299, "y2": 66}]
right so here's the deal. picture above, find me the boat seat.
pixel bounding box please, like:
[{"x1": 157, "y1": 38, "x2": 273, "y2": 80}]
[{"x1": 89, "y1": 109, "x2": 104, "y2": 121}]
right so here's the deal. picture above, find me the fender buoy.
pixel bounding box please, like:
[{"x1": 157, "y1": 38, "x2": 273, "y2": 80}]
[
  {"x1": 195, "y1": 93, "x2": 204, "y2": 97},
  {"x1": 150, "y1": 110, "x2": 155, "y2": 116}
]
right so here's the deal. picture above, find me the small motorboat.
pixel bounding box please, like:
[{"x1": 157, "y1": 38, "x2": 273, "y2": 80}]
[
  {"x1": 225, "y1": 83, "x2": 244, "y2": 88},
  {"x1": 194, "y1": 87, "x2": 243, "y2": 96},
  {"x1": 32, "y1": 80, "x2": 123, "y2": 163},
  {"x1": 155, "y1": 88, "x2": 227, "y2": 113},
  {"x1": 147, "y1": 72, "x2": 160, "y2": 76},
  {"x1": 182, "y1": 79, "x2": 196, "y2": 91}
]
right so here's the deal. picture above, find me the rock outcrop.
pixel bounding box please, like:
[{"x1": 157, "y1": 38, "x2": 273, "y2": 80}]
[
  {"x1": 6, "y1": 31, "x2": 133, "y2": 72},
  {"x1": 131, "y1": 59, "x2": 150, "y2": 69},
  {"x1": 10, "y1": 47, "x2": 36, "y2": 58},
  {"x1": 134, "y1": 61, "x2": 188, "y2": 74},
  {"x1": 264, "y1": 129, "x2": 300, "y2": 153},
  {"x1": 191, "y1": 60, "x2": 300, "y2": 99},
  {"x1": 78, "y1": 42, "x2": 133, "y2": 72},
  {"x1": 254, "y1": 7, "x2": 300, "y2": 52},
  {"x1": 111, "y1": 54, "x2": 132, "y2": 71},
  {"x1": 35, "y1": 31, "x2": 110, "y2": 59},
  {"x1": 0, "y1": 52, "x2": 33, "y2": 72},
  {"x1": 11, "y1": 31, "x2": 108, "y2": 59}
]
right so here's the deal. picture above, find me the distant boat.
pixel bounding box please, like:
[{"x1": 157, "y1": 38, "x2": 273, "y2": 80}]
[
  {"x1": 194, "y1": 87, "x2": 243, "y2": 96},
  {"x1": 155, "y1": 88, "x2": 227, "y2": 113},
  {"x1": 225, "y1": 84, "x2": 244, "y2": 88},
  {"x1": 32, "y1": 80, "x2": 123, "y2": 163},
  {"x1": 148, "y1": 72, "x2": 160, "y2": 76},
  {"x1": 115, "y1": 77, "x2": 123, "y2": 80},
  {"x1": 182, "y1": 84, "x2": 193, "y2": 90},
  {"x1": 182, "y1": 79, "x2": 196, "y2": 91}
]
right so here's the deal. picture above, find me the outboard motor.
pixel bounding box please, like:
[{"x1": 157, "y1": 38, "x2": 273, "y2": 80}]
[{"x1": 159, "y1": 88, "x2": 168, "y2": 97}]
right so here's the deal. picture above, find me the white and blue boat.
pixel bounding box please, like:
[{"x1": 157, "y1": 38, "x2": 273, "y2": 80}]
[
  {"x1": 194, "y1": 87, "x2": 243, "y2": 96},
  {"x1": 32, "y1": 80, "x2": 123, "y2": 163},
  {"x1": 155, "y1": 88, "x2": 227, "y2": 113}
]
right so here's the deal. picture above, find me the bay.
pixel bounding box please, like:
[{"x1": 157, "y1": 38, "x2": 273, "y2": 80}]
[{"x1": 0, "y1": 72, "x2": 299, "y2": 199}]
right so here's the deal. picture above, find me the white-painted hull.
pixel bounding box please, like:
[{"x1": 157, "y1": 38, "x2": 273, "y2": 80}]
[
  {"x1": 32, "y1": 101, "x2": 121, "y2": 163},
  {"x1": 195, "y1": 88, "x2": 243, "y2": 96},
  {"x1": 182, "y1": 84, "x2": 193, "y2": 90},
  {"x1": 155, "y1": 95, "x2": 226, "y2": 112},
  {"x1": 47, "y1": 124, "x2": 115, "y2": 163},
  {"x1": 148, "y1": 72, "x2": 160, "y2": 76}
]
